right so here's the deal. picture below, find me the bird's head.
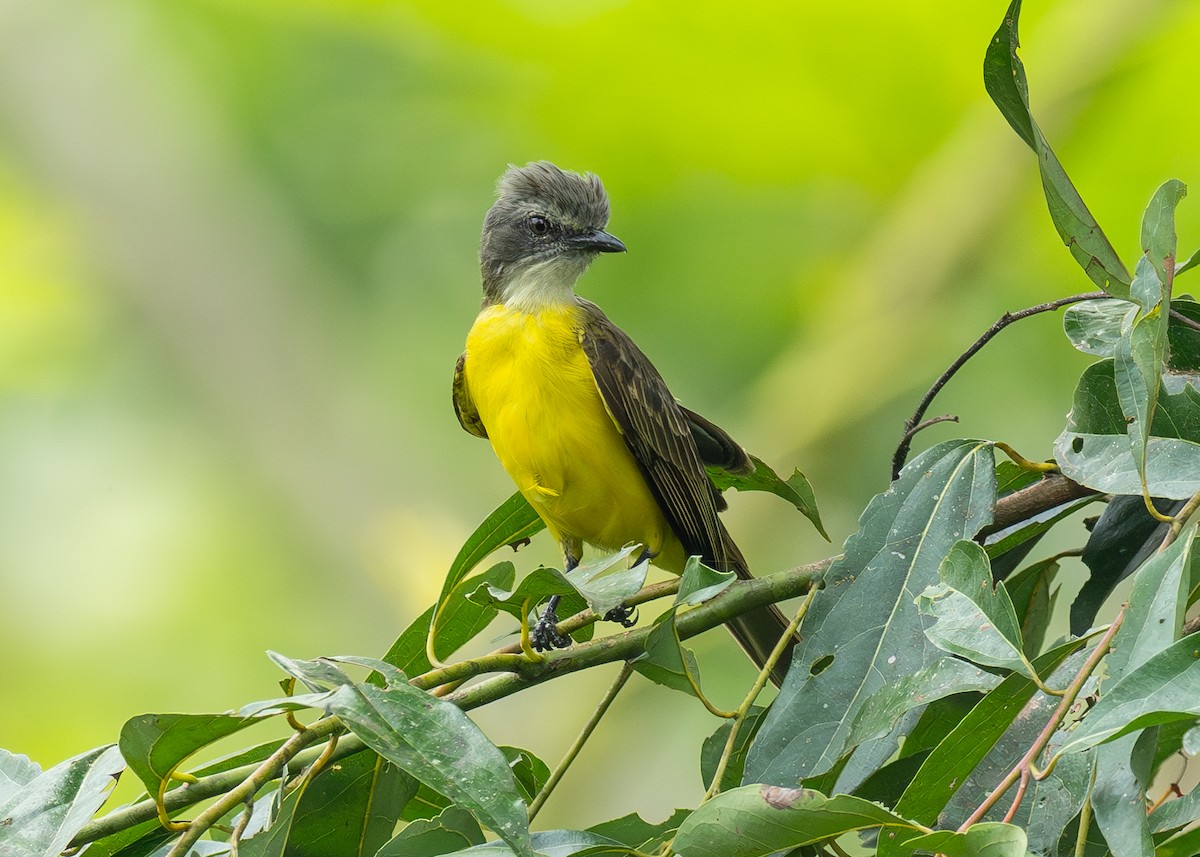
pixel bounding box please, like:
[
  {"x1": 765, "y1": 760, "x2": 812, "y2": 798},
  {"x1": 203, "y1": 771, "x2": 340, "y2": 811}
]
[{"x1": 479, "y1": 161, "x2": 626, "y2": 309}]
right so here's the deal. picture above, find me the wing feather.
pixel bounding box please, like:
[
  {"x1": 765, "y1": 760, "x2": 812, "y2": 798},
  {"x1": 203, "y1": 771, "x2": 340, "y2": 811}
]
[
  {"x1": 576, "y1": 299, "x2": 745, "y2": 573},
  {"x1": 452, "y1": 353, "x2": 489, "y2": 439}
]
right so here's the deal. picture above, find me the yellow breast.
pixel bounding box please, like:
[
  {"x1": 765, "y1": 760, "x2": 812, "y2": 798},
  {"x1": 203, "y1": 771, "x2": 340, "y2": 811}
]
[{"x1": 463, "y1": 302, "x2": 683, "y2": 569}]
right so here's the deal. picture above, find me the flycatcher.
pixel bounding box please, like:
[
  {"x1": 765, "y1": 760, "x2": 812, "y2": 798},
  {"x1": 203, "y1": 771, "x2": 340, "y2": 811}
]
[{"x1": 453, "y1": 162, "x2": 793, "y2": 682}]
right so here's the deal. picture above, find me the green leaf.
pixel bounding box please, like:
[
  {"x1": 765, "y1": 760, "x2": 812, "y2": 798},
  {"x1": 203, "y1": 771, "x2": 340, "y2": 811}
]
[
  {"x1": 586, "y1": 809, "x2": 691, "y2": 851},
  {"x1": 431, "y1": 561, "x2": 518, "y2": 661},
  {"x1": 903, "y1": 822, "x2": 1027, "y2": 857},
  {"x1": 467, "y1": 565, "x2": 587, "y2": 640},
  {"x1": 1089, "y1": 527, "x2": 1194, "y2": 857},
  {"x1": 919, "y1": 541, "x2": 1028, "y2": 674},
  {"x1": 0, "y1": 748, "x2": 40, "y2": 805},
  {"x1": 237, "y1": 784, "x2": 304, "y2": 857},
  {"x1": 145, "y1": 841, "x2": 231, "y2": 857},
  {"x1": 433, "y1": 829, "x2": 630, "y2": 856},
  {"x1": 675, "y1": 555, "x2": 735, "y2": 606},
  {"x1": 563, "y1": 545, "x2": 648, "y2": 617},
  {"x1": 1166, "y1": 298, "x2": 1200, "y2": 383},
  {"x1": 983, "y1": 0, "x2": 1129, "y2": 296},
  {"x1": 1021, "y1": 737, "x2": 1094, "y2": 855},
  {"x1": 1003, "y1": 556, "x2": 1059, "y2": 656},
  {"x1": 381, "y1": 604, "x2": 438, "y2": 677},
  {"x1": 376, "y1": 806, "x2": 484, "y2": 857},
  {"x1": 983, "y1": 495, "x2": 1094, "y2": 564},
  {"x1": 401, "y1": 783, "x2": 452, "y2": 823},
  {"x1": 1108, "y1": 523, "x2": 1195, "y2": 684},
  {"x1": 1058, "y1": 635, "x2": 1200, "y2": 755},
  {"x1": 1114, "y1": 255, "x2": 1170, "y2": 485},
  {"x1": 847, "y1": 657, "x2": 1000, "y2": 752},
  {"x1": 700, "y1": 707, "x2": 768, "y2": 794},
  {"x1": 1092, "y1": 731, "x2": 1156, "y2": 857},
  {"x1": 672, "y1": 786, "x2": 923, "y2": 857},
  {"x1": 853, "y1": 752, "x2": 931, "y2": 814},
  {"x1": 1074, "y1": 494, "x2": 1175, "y2": 635},
  {"x1": 384, "y1": 561, "x2": 518, "y2": 677},
  {"x1": 994, "y1": 460, "x2": 1042, "y2": 496},
  {"x1": 745, "y1": 440, "x2": 996, "y2": 786},
  {"x1": 707, "y1": 454, "x2": 827, "y2": 540},
  {"x1": 119, "y1": 713, "x2": 269, "y2": 798},
  {"x1": 1158, "y1": 826, "x2": 1200, "y2": 857},
  {"x1": 286, "y1": 750, "x2": 416, "y2": 857},
  {"x1": 894, "y1": 636, "x2": 1084, "y2": 825},
  {"x1": 500, "y1": 746, "x2": 550, "y2": 804},
  {"x1": 1140, "y1": 179, "x2": 1186, "y2": 279},
  {"x1": 268, "y1": 654, "x2": 532, "y2": 857},
  {"x1": 631, "y1": 611, "x2": 704, "y2": 698},
  {"x1": 465, "y1": 550, "x2": 643, "y2": 635},
  {"x1": 1177, "y1": 247, "x2": 1200, "y2": 279},
  {"x1": 82, "y1": 739, "x2": 294, "y2": 857},
  {"x1": 1064, "y1": 298, "x2": 1136, "y2": 357},
  {"x1": 0, "y1": 744, "x2": 123, "y2": 857},
  {"x1": 1056, "y1": 360, "x2": 1200, "y2": 499},
  {"x1": 902, "y1": 693, "x2": 983, "y2": 760},
  {"x1": 938, "y1": 647, "x2": 1093, "y2": 829},
  {"x1": 433, "y1": 492, "x2": 545, "y2": 640}
]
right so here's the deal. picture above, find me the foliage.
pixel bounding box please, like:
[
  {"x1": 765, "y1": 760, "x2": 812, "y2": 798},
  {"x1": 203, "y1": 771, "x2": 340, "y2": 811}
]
[{"x1": 6, "y1": 2, "x2": 1200, "y2": 856}]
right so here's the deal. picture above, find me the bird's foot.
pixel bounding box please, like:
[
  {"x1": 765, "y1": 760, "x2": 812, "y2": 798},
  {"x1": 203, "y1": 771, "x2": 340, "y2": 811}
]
[
  {"x1": 604, "y1": 604, "x2": 638, "y2": 628},
  {"x1": 531, "y1": 605, "x2": 572, "y2": 652}
]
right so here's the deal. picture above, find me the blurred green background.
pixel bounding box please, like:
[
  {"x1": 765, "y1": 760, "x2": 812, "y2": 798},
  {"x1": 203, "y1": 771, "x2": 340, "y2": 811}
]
[{"x1": 2, "y1": 0, "x2": 1199, "y2": 830}]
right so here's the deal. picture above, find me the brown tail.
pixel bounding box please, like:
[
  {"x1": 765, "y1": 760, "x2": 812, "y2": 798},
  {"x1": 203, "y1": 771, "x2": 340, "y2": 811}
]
[{"x1": 715, "y1": 529, "x2": 797, "y2": 687}]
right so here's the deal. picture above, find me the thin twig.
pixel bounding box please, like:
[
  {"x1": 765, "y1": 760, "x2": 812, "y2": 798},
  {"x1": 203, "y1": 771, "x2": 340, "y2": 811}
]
[
  {"x1": 1169, "y1": 307, "x2": 1200, "y2": 332},
  {"x1": 1001, "y1": 768, "x2": 1031, "y2": 823},
  {"x1": 959, "y1": 609, "x2": 1124, "y2": 831},
  {"x1": 527, "y1": 662, "x2": 634, "y2": 822},
  {"x1": 1159, "y1": 489, "x2": 1200, "y2": 553},
  {"x1": 892, "y1": 291, "x2": 1107, "y2": 479},
  {"x1": 896, "y1": 415, "x2": 959, "y2": 452},
  {"x1": 227, "y1": 798, "x2": 254, "y2": 857},
  {"x1": 704, "y1": 585, "x2": 819, "y2": 800}
]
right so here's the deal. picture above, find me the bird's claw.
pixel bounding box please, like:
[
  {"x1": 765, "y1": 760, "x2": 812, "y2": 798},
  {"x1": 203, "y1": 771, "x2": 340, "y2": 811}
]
[
  {"x1": 604, "y1": 605, "x2": 638, "y2": 628},
  {"x1": 531, "y1": 607, "x2": 572, "y2": 652}
]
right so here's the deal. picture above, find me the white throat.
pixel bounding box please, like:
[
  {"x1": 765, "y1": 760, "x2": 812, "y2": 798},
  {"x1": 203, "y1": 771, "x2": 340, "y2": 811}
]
[{"x1": 501, "y1": 255, "x2": 590, "y2": 313}]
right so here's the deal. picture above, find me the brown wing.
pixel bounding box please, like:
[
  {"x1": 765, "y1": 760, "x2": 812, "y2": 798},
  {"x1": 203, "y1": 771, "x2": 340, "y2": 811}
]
[
  {"x1": 452, "y1": 353, "x2": 488, "y2": 439},
  {"x1": 680, "y1": 404, "x2": 754, "y2": 481},
  {"x1": 579, "y1": 298, "x2": 794, "y2": 684},
  {"x1": 576, "y1": 299, "x2": 745, "y2": 574}
]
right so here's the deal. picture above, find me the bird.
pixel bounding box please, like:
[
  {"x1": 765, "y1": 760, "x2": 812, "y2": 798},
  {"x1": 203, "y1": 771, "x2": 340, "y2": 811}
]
[{"x1": 452, "y1": 161, "x2": 794, "y2": 683}]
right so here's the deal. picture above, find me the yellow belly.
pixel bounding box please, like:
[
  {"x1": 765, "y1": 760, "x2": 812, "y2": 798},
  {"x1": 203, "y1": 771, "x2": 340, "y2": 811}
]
[{"x1": 464, "y1": 303, "x2": 684, "y2": 570}]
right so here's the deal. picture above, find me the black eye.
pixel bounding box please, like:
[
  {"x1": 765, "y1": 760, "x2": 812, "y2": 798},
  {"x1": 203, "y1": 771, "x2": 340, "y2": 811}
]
[{"x1": 527, "y1": 216, "x2": 550, "y2": 236}]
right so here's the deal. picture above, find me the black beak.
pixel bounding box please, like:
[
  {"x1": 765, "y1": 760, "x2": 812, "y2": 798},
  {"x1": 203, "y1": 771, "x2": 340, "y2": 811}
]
[{"x1": 572, "y1": 230, "x2": 626, "y2": 254}]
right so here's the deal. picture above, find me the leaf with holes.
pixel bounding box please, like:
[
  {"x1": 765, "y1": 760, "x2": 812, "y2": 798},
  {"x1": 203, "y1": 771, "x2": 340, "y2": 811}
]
[
  {"x1": 1056, "y1": 360, "x2": 1200, "y2": 499},
  {"x1": 745, "y1": 440, "x2": 995, "y2": 788}
]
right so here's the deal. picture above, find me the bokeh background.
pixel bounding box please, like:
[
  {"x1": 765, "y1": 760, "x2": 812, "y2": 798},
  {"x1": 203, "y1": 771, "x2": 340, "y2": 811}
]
[{"x1": 3, "y1": 0, "x2": 1199, "y2": 831}]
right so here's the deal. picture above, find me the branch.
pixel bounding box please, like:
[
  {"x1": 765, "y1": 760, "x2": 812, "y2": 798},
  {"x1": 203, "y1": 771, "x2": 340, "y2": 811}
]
[
  {"x1": 892, "y1": 292, "x2": 1107, "y2": 479},
  {"x1": 73, "y1": 467, "x2": 1100, "y2": 850},
  {"x1": 959, "y1": 612, "x2": 1124, "y2": 830},
  {"x1": 982, "y1": 473, "x2": 1098, "y2": 537},
  {"x1": 71, "y1": 560, "x2": 830, "y2": 849}
]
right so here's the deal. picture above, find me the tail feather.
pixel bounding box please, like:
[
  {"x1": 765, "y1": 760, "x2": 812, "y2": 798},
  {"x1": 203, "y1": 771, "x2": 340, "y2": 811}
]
[{"x1": 715, "y1": 529, "x2": 796, "y2": 687}]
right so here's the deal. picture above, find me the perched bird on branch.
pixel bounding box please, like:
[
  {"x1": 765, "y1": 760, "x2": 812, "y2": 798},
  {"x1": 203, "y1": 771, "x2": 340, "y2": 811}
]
[{"x1": 453, "y1": 161, "x2": 794, "y2": 683}]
